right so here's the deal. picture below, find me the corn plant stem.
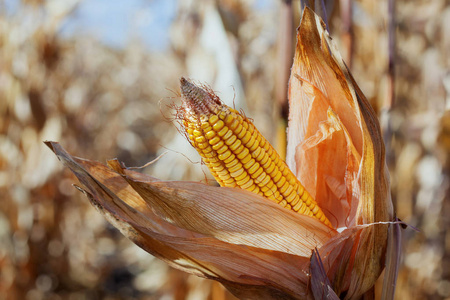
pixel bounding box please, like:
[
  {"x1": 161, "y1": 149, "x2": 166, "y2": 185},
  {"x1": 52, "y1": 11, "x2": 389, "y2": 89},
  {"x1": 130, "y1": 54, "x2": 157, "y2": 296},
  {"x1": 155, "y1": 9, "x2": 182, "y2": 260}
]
[
  {"x1": 387, "y1": 0, "x2": 396, "y2": 112},
  {"x1": 382, "y1": 0, "x2": 396, "y2": 193},
  {"x1": 340, "y1": 0, "x2": 353, "y2": 69},
  {"x1": 276, "y1": 0, "x2": 294, "y2": 119}
]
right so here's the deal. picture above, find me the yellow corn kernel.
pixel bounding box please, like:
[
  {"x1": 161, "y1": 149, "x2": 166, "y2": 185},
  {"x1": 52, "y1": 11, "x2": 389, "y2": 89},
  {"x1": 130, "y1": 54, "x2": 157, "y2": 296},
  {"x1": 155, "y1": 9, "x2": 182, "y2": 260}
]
[
  {"x1": 247, "y1": 161, "x2": 260, "y2": 174},
  {"x1": 272, "y1": 171, "x2": 282, "y2": 183},
  {"x1": 290, "y1": 196, "x2": 299, "y2": 207},
  {"x1": 239, "y1": 177, "x2": 253, "y2": 189},
  {"x1": 228, "y1": 163, "x2": 242, "y2": 173},
  {"x1": 229, "y1": 119, "x2": 239, "y2": 130},
  {"x1": 224, "y1": 135, "x2": 237, "y2": 146},
  {"x1": 276, "y1": 176, "x2": 287, "y2": 188},
  {"x1": 209, "y1": 161, "x2": 222, "y2": 168},
  {"x1": 209, "y1": 115, "x2": 219, "y2": 125},
  {"x1": 197, "y1": 142, "x2": 209, "y2": 150},
  {"x1": 230, "y1": 168, "x2": 245, "y2": 179},
  {"x1": 251, "y1": 166, "x2": 264, "y2": 179},
  {"x1": 233, "y1": 123, "x2": 243, "y2": 135},
  {"x1": 237, "y1": 148, "x2": 249, "y2": 160},
  {"x1": 234, "y1": 144, "x2": 245, "y2": 156},
  {"x1": 223, "y1": 130, "x2": 233, "y2": 140},
  {"x1": 218, "y1": 150, "x2": 232, "y2": 161},
  {"x1": 209, "y1": 136, "x2": 221, "y2": 145},
  {"x1": 265, "y1": 161, "x2": 276, "y2": 175},
  {"x1": 279, "y1": 181, "x2": 290, "y2": 194},
  {"x1": 259, "y1": 174, "x2": 271, "y2": 186},
  {"x1": 285, "y1": 191, "x2": 297, "y2": 203},
  {"x1": 247, "y1": 184, "x2": 258, "y2": 193},
  {"x1": 195, "y1": 136, "x2": 206, "y2": 143},
  {"x1": 241, "y1": 131, "x2": 252, "y2": 144},
  {"x1": 218, "y1": 110, "x2": 227, "y2": 119},
  {"x1": 217, "y1": 127, "x2": 229, "y2": 137},
  {"x1": 223, "y1": 178, "x2": 236, "y2": 185},
  {"x1": 223, "y1": 153, "x2": 236, "y2": 164},
  {"x1": 240, "y1": 154, "x2": 252, "y2": 165},
  {"x1": 203, "y1": 131, "x2": 214, "y2": 140},
  {"x1": 216, "y1": 145, "x2": 228, "y2": 154},
  {"x1": 229, "y1": 139, "x2": 241, "y2": 151},
  {"x1": 243, "y1": 158, "x2": 256, "y2": 170},
  {"x1": 212, "y1": 140, "x2": 225, "y2": 150},
  {"x1": 224, "y1": 113, "x2": 234, "y2": 124},
  {"x1": 236, "y1": 127, "x2": 246, "y2": 139},
  {"x1": 225, "y1": 159, "x2": 239, "y2": 169},
  {"x1": 212, "y1": 119, "x2": 224, "y2": 131}
]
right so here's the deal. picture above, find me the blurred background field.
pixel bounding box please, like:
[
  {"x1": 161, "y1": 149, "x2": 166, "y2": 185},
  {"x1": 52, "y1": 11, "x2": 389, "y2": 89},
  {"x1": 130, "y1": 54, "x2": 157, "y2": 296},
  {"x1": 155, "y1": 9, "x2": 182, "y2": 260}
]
[{"x1": 0, "y1": 0, "x2": 449, "y2": 299}]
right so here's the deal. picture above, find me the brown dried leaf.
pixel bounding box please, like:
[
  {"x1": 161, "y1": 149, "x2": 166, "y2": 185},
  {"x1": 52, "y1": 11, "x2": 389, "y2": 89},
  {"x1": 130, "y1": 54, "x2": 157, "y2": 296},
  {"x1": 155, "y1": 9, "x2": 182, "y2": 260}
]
[
  {"x1": 45, "y1": 141, "x2": 319, "y2": 299},
  {"x1": 287, "y1": 8, "x2": 395, "y2": 299}
]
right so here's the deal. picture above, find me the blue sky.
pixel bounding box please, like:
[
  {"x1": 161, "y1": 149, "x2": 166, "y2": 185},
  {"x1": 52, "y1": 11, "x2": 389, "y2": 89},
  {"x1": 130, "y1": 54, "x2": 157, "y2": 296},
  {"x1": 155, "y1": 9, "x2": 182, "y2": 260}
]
[
  {"x1": 59, "y1": 0, "x2": 274, "y2": 51},
  {"x1": 4, "y1": 0, "x2": 274, "y2": 51},
  {"x1": 60, "y1": 0, "x2": 177, "y2": 51}
]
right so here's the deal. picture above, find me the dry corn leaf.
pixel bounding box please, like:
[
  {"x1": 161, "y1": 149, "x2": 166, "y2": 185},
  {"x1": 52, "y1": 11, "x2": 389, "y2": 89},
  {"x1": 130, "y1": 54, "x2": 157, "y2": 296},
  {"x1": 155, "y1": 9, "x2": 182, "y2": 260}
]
[
  {"x1": 310, "y1": 249, "x2": 340, "y2": 300},
  {"x1": 46, "y1": 141, "x2": 316, "y2": 299},
  {"x1": 46, "y1": 7, "x2": 398, "y2": 300}
]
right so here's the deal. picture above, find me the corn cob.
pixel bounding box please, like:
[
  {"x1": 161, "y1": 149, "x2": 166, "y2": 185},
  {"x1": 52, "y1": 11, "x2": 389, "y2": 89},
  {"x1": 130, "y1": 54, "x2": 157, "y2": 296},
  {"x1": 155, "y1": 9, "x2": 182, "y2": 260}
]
[{"x1": 179, "y1": 77, "x2": 332, "y2": 228}]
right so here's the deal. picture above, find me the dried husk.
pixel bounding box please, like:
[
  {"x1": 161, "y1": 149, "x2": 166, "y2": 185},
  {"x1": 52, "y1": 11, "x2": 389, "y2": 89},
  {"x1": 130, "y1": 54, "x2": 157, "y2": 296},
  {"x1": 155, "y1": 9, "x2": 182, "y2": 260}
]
[
  {"x1": 46, "y1": 142, "x2": 328, "y2": 299},
  {"x1": 287, "y1": 8, "x2": 394, "y2": 298}
]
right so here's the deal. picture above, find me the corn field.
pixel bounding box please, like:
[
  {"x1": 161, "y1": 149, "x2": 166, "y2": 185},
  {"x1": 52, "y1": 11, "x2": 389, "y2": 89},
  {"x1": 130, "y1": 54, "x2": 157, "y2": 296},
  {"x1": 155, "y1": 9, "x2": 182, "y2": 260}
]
[{"x1": 0, "y1": 0, "x2": 449, "y2": 299}]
